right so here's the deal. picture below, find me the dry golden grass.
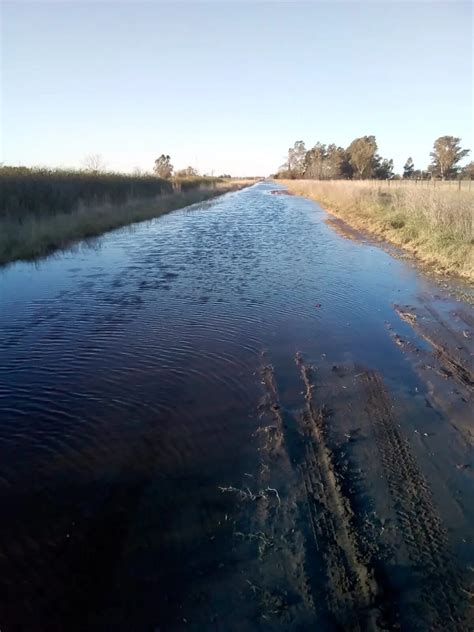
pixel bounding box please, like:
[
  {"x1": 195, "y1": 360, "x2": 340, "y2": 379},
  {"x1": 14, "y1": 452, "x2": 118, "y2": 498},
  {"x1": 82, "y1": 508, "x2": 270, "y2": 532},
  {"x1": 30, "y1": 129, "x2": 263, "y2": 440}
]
[
  {"x1": 0, "y1": 181, "x2": 251, "y2": 266},
  {"x1": 283, "y1": 179, "x2": 474, "y2": 282}
]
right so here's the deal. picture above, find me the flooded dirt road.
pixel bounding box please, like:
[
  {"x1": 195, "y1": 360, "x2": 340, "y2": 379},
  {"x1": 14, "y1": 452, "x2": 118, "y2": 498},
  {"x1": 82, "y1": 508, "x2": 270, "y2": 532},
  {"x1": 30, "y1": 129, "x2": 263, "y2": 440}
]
[{"x1": 0, "y1": 182, "x2": 473, "y2": 630}]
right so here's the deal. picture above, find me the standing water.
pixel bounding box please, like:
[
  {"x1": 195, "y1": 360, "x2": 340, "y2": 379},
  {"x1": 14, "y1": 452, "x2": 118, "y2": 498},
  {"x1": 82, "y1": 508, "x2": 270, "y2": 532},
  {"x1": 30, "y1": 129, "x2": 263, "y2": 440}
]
[{"x1": 0, "y1": 183, "x2": 472, "y2": 630}]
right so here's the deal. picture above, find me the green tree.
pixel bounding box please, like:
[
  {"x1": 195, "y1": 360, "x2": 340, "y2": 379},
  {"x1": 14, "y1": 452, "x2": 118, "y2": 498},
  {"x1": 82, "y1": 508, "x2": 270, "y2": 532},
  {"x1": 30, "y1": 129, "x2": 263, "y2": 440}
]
[
  {"x1": 153, "y1": 154, "x2": 173, "y2": 179},
  {"x1": 347, "y1": 136, "x2": 378, "y2": 179},
  {"x1": 429, "y1": 136, "x2": 470, "y2": 180},
  {"x1": 304, "y1": 142, "x2": 327, "y2": 179},
  {"x1": 374, "y1": 157, "x2": 394, "y2": 180},
  {"x1": 303, "y1": 143, "x2": 345, "y2": 180},
  {"x1": 325, "y1": 144, "x2": 345, "y2": 179},
  {"x1": 403, "y1": 157, "x2": 415, "y2": 179},
  {"x1": 339, "y1": 150, "x2": 354, "y2": 179},
  {"x1": 461, "y1": 161, "x2": 474, "y2": 179},
  {"x1": 287, "y1": 140, "x2": 306, "y2": 178}
]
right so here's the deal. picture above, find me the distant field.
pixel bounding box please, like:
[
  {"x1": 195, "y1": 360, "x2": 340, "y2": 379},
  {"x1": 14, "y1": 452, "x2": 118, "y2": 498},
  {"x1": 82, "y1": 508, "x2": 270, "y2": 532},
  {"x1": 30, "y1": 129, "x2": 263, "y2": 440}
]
[
  {"x1": 0, "y1": 168, "x2": 251, "y2": 265},
  {"x1": 283, "y1": 179, "x2": 474, "y2": 282}
]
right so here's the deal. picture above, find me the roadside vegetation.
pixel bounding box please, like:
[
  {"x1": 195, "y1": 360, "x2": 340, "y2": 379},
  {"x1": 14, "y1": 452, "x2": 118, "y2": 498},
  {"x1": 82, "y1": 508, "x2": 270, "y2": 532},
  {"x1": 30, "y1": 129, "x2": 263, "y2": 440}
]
[
  {"x1": 283, "y1": 179, "x2": 473, "y2": 280},
  {"x1": 275, "y1": 135, "x2": 473, "y2": 281},
  {"x1": 0, "y1": 162, "x2": 251, "y2": 266},
  {"x1": 274, "y1": 135, "x2": 472, "y2": 182}
]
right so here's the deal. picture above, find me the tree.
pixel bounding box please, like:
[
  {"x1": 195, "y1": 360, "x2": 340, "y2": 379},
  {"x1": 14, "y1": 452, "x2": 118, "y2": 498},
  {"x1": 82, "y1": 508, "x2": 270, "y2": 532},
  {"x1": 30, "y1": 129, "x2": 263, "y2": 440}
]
[
  {"x1": 286, "y1": 140, "x2": 306, "y2": 178},
  {"x1": 153, "y1": 154, "x2": 173, "y2": 179},
  {"x1": 412, "y1": 169, "x2": 430, "y2": 180},
  {"x1": 374, "y1": 157, "x2": 394, "y2": 180},
  {"x1": 175, "y1": 166, "x2": 198, "y2": 177},
  {"x1": 339, "y1": 150, "x2": 354, "y2": 179},
  {"x1": 304, "y1": 143, "x2": 346, "y2": 180},
  {"x1": 326, "y1": 144, "x2": 346, "y2": 179},
  {"x1": 403, "y1": 157, "x2": 415, "y2": 179},
  {"x1": 429, "y1": 136, "x2": 470, "y2": 180},
  {"x1": 461, "y1": 161, "x2": 474, "y2": 179},
  {"x1": 304, "y1": 142, "x2": 327, "y2": 179},
  {"x1": 347, "y1": 136, "x2": 378, "y2": 179},
  {"x1": 83, "y1": 153, "x2": 107, "y2": 173}
]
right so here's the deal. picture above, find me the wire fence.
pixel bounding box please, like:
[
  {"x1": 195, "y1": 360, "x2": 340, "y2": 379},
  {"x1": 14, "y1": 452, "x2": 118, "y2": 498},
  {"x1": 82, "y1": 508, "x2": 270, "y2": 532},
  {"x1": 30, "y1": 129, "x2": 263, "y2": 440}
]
[{"x1": 370, "y1": 178, "x2": 472, "y2": 191}]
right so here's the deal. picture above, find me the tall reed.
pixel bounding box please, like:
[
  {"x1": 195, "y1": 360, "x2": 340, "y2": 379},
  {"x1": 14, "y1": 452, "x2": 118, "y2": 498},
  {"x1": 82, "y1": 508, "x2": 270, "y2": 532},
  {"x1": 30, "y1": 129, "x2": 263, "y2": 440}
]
[{"x1": 0, "y1": 167, "x2": 249, "y2": 265}]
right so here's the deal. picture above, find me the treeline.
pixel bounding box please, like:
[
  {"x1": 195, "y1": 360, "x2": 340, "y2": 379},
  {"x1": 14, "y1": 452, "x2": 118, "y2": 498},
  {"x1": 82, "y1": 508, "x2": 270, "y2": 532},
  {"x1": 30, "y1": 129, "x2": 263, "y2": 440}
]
[
  {"x1": 152, "y1": 154, "x2": 231, "y2": 179},
  {"x1": 274, "y1": 135, "x2": 472, "y2": 181},
  {"x1": 0, "y1": 166, "x2": 222, "y2": 217}
]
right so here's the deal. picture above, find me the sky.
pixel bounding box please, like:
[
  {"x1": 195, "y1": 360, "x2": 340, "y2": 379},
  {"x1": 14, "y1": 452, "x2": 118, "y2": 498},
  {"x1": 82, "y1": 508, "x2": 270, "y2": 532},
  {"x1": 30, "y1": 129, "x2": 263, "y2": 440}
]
[{"x1": 1, "y1": 1, "x2": 473, "y2": 176}]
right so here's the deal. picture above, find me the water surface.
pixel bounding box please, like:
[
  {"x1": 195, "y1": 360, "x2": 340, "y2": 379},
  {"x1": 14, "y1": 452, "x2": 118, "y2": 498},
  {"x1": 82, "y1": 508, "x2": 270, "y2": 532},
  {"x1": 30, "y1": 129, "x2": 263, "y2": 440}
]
[{"x1": 0, "y1": 182, "x2": 468, "y2": 629}]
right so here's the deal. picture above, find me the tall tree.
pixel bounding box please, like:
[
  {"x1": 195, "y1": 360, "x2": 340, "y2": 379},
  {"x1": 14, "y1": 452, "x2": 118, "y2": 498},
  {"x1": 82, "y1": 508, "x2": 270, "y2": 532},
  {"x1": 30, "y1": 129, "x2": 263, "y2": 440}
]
[
  {"x1": 153, "y1": 154, "x2": 173, "y2": 179},
  {"x1": 287, "y1": 141, "x2": 306, "y2": 178},
  {"x1": 374, "y1": 157, "x2": 394, "y2": 180},
  {"x1": 325, "y1": 144, "x2": 345, "y2": 179},
  {"x1": 339, "y1": 149, "x2": 354, "y2": 179},
  {"x1": 304, "y1": 142, "x2": 327, "y2": 179},
  {"x1": 461, "y1": 161, "x2": 474, "y2": 179},
  {"x1": 403, "y1": 157, "x2": 415, "y2": 179},
  {"x1": 429, "y1": 136, "x2": 470, "y2": 180},
  {"x1": 347, "y1": 136, "x2": 378, "y2": 179},
  {"x1": 303, "y1": 143, "x2": 346, "y2": 180}
]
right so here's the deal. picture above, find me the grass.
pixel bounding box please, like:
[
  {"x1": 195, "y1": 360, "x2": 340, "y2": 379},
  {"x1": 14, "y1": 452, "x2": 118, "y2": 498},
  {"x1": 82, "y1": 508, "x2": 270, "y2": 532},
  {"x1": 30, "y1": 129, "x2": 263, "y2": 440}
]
[
  {"x1": 0, "y1": 167, "x2": 172, "y2": 216},
  {"x1": 0, "y1": 179, "x2": 251, "y2": 266},
  {"x1": 282, "y1": 179, "x2": 474, "y2": 282}
]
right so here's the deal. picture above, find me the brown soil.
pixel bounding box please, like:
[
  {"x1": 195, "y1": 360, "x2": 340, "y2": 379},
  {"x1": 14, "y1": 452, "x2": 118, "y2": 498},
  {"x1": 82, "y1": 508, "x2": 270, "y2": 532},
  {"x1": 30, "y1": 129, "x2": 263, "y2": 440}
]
[
  {"x1": 390, "y1": 300, "x2": 473, "y2": 441},
  {"x1": 147, "y1": 301, "x2": 474, "y2": 631},
  {"x1": 324, "y1": 216, "x2": 374, "y2": 243},
  {"x1": 151, "y1": 296, "x2": 474, "y2": 631}
]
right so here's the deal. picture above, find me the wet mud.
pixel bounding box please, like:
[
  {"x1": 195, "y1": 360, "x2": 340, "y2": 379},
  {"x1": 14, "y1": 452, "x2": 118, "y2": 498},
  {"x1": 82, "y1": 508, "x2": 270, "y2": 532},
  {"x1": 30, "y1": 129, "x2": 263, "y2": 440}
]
[
  {"x1": 201, "y1": 348, "x2": 473, "y2": 631},
  {"x1": 269, "y1": 189, "x2": 294, "y2": 196}
]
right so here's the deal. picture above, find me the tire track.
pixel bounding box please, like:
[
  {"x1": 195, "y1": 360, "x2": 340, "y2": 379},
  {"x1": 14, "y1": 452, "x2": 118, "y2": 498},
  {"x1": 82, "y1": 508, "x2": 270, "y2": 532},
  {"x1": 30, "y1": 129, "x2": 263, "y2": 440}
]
[
  {"x1": 250, "y1": 359, "x2": 317, "y2": 625},
  {"x1": 296, "y1": 355, "x2": 380, "y2": 631},
  {"x1": 255, "y1": 356, "x2": 472, "y2": 629},
  {"x1": 394, "y1": 305, "x2": 474, "y2": 388},
  {"x1": 361, "y1": 370, "x2": 471, "y2": 630}
]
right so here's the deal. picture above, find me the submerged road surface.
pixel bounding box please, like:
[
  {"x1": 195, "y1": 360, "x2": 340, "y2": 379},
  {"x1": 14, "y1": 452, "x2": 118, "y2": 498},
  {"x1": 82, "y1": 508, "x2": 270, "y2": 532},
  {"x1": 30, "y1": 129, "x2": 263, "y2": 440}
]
[{"x1": 0, "y1": 182, "x2": 473, "y2": 630}]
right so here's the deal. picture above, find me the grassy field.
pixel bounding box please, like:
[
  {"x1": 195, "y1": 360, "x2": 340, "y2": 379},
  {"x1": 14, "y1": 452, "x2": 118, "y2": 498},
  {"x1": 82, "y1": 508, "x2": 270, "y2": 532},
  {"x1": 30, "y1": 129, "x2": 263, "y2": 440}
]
[
  {"x1": 0, "y1": 167, "x2": 240, "y2": 218},
  {"x1": 0, "y1": 170, "x2": 251, "y2": 266},
  {"x1": 283, "y1": 179, "x2": 473, "y2": 282}
]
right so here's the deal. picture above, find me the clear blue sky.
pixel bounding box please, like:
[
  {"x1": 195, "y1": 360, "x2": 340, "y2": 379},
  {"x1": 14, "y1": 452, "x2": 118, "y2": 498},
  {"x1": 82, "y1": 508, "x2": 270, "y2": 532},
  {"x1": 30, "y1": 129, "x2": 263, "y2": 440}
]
[{"x1": 1, "y1": 1, "x2": 473, "y2": 176}]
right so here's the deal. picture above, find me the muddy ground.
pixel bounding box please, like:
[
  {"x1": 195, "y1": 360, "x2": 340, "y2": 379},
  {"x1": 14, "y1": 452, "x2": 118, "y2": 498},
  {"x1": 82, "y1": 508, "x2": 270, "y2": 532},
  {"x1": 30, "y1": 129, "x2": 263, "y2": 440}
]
[{"x1": 115, "y1": 297, "x2": 473, "y2": 631}]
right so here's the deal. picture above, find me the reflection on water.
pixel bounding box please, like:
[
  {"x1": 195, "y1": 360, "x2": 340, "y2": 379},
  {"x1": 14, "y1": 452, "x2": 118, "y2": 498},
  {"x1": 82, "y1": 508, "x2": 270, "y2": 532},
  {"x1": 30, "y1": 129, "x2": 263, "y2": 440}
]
[{"x1": 0, "y1": 182, "x2": 448, "y2": 628}]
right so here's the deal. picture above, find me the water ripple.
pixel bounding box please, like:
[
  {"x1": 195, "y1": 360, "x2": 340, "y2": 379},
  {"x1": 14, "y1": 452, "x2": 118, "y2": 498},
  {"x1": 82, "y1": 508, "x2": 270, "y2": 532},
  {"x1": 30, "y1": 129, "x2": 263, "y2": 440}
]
[{"x1": 0, "y1": 181, "x2": 429, "y2": 627}]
